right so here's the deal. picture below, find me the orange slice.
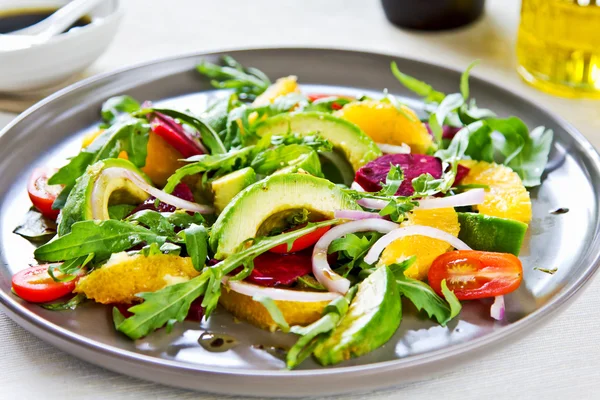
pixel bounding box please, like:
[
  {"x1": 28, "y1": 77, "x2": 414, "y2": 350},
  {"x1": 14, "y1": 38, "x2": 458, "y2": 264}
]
[
  {"x1": 460, "y1": 160, "x2": 532, "y2": 224},
  {"x1": 334, "y1": 100, "x2": 432, "y2": 154},
  {"x1": 379, "y1": 208, "x2": 460, "y2": 280}
]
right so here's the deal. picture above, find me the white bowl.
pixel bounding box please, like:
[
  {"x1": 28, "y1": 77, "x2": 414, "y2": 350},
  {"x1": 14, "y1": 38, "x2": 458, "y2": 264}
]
[{"x1": 0, "y1": 0, "x2": 122, "y2": 93}]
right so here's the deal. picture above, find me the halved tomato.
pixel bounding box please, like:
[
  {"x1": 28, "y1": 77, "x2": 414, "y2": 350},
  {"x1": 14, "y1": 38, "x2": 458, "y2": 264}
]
[
  {"x1": 269, "y1": 225, "x2": 331, "y2": 254},
  {"x1": 12, "y1": 265, "x2": 79, "y2": 303},
  {"x1": 27, "y1": 167, "x2": 63, "y2": 220},
  {"x1": 428, "y1": 250, "x2": 523, "y2": 300}
]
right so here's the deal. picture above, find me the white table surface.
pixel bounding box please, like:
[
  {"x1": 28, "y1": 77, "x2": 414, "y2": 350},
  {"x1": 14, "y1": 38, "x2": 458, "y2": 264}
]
[{"x1": 1, "y1": 0, "x2": 599, "y2": 399}]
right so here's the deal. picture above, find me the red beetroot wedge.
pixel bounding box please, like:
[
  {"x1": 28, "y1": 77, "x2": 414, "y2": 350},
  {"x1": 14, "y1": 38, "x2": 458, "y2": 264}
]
[{"x1": 355, "y1": 154, "x2": 469, "y2": 196}]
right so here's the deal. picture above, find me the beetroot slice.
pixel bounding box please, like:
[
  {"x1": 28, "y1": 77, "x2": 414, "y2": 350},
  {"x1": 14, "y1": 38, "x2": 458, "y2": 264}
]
[
  {"x1": 131, "y1": 183, "x2": 195, "y2": 214},
  {"x1": 244, "y1": 250, "x2": 313, "y2": 287},
  {"x1": 355, "y1": 154, "x2": 442, "y2": 196},
  {"x1": 455, "y1": 164, "x2": 470, "y2": 185}
]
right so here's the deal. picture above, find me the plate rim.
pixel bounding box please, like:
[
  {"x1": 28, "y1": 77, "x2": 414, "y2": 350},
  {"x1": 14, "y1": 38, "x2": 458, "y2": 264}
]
[{"x1": 1, "y1": 46, "x2": 600, "y2": 380}]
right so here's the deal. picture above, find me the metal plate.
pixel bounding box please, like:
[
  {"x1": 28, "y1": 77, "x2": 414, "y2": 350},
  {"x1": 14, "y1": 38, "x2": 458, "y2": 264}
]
[{"x1": 0, "y1": 48, "x2": 599, "y2": 397}]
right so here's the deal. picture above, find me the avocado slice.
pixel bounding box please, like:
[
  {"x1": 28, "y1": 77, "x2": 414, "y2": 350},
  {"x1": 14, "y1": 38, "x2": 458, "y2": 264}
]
[
  {"x1": 255, "y1": 112, "x2": 381, "y2": 171},
  {"x1": 210, "y1": 173, "x2": 361, "y2": 259},
  {"x1": 313, "y1": 266, "x2": 401, "y2": 365},
  {"x1": 458, "y1": 212, "x2": 528, "y2": 256},
  {"x1": 211, "y1": 167, "x2": 257, "y2": 214},
  {"x1": 58, "y1": 159, "x2": 150, "y2": 236}
]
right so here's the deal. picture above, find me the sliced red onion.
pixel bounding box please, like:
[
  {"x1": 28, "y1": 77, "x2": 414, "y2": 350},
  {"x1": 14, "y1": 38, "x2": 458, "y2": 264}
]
[
  {"x1": 357, "y1": 198, "x2": 388, "y2": 209},
  {"x1": 313, "y1": 219, "x2": 400, "y2": 294},
  {"x1": 93, "y1": 168, "x2": 214, "y2": 216},
  {"x1": 416, "y1": 189, "x2": 485, "y2": 210},
  {"x1": 357, "y1": 189, "x2": 485, "y2": 211},
  {"x1": 350, "y1": 181, "x2": 366, "y2": 192},
  {"x1": 363, "y1": 225, "x2": 472, "y2": 265},
  {"x1": 126, "y1": 171, "x2": 214, "y2": 214},
  {"x1": 490, "y1": 295, "x2": 505, "y2": 320},
  {"x1": 333, "y1": 210, "x2": 383, "y2": 220},
  {"x1": 376, "y1": 143, "x2": 411, "y2": 154},
  {"x1": 223, "y1": 277, "x2": 341, "y2": 302}
]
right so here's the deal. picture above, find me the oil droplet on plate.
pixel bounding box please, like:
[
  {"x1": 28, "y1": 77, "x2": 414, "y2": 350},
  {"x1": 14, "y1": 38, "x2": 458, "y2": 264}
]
[{"x1": 198, "y1": 331, "x2": 238, "y2": 353}]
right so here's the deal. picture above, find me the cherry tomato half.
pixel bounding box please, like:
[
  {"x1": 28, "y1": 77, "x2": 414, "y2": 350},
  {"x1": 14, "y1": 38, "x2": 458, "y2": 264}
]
[
  {"x1": 428, "y1": 250, "x2": 523, "y2": 300},
  {"x1": 12, "y1": 265, "x2": 78, "y2": 303},
  {"x1": 27, "y1": 167, "x2": 63, "y2": 220},
  {"x1": 269, "y1": 225, "x2": 331, "y2": 254}
]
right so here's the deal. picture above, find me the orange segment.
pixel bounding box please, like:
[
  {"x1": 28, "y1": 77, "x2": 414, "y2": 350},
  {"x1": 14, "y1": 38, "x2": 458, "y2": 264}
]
[
  {"x1": 219, "y1": 288, "x2": 329, "y2": 332},
  {"x1": 84, "y1": 130, "x2": 184, "y2": 187},
  {"x1": 334, "y1": 100, "x2": 432, "y2": 154},
  {"x1": 75, "y1": 253, "x2": 199, "y2": 304},
  {"x1": 253, "y1": 75, "x2": 300, "y2": 106},
  {"x1": 379, "y1": 208, "x2": 460, "y2": 280},
  {"x1": 460, "y1": 160, "x2": 532, "y2": 224}
]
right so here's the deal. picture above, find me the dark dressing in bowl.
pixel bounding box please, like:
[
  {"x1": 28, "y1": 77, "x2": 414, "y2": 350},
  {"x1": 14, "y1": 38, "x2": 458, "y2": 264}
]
[{"x1": 0, "y1": 7, "x2": 91, "y2": 34}]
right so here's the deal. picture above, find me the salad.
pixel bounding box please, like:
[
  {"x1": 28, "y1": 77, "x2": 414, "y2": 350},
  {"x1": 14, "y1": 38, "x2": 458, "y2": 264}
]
[{"x1": 12, "y1": 56, "x2": 552, "y2": 369}]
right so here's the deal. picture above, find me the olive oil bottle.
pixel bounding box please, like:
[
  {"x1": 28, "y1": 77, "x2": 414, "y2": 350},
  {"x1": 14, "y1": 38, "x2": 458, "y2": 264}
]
[{"x1": 517, "y1": 0, "x2": 600, "y2": 98}]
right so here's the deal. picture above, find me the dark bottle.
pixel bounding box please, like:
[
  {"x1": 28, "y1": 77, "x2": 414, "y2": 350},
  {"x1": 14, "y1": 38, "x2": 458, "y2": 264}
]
[{"x1": 381, "y1": 0, "x2": 485, "y2": 31}]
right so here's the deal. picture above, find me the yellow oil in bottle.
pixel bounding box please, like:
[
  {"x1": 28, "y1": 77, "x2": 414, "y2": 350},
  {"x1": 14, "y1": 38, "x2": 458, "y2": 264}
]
[{"x1": 517, "y1": 0, "x2": 600, "y2": 98}]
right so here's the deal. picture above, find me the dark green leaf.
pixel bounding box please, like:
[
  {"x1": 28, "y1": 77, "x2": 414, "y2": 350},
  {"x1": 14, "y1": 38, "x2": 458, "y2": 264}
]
[
  {"x1": 396, "y1": 274, "x2": 453, "y2": 326},
  {"x1": 101, "y1": 95, "x2": 141, "y2": 124},
  {"x1": 34, "y1": 220, "x2": 167, "y2": 261},
  {"x1": 179, "y1": 224, "x2": 208, "y2": 271},
  {"x1": 13, "y1": 209, "x2": 57, "y2": 244},
  {"x1": 112, "y1": 306, "x2": 126, "y2": 329},
  {"x1": 41, "y1": 293, "x2": 87, "y2": 311},
  {"x1": 47, "y1": 253, "x2": 93, "y2": 282},
  {"x1": 196, "y1": 57, "x2": 270, "y2": 100},
  {"x1": 251, "y1": 144, "x2": 322, "y2": 176},
  {"x1": 127, "y1": 210, "x2": 176, "y2": 238},
  {"x1": 108, "y1": 204, "x2": 136, "y2": 220}
]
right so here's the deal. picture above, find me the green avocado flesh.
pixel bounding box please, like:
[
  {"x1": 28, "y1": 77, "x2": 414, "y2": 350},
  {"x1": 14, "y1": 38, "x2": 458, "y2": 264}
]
[
  {"x1": 313, "y1": 266, "x2": 401, "y2": 366},
  {"x1": 457, "y1": 212, "x2": 528, "y2": 256},
  {"x1": 211, "y1": 167, "x2": 257, "y2": 214},
  {"x1": 210, "y1": 173, "x2": 361, "y2": 259},
  {"x1": 58, "y1": 159, "x2": 150, "y2": 236},
  {"x1": 255, "y1": 112, "x2": 381, "y2": 171}
]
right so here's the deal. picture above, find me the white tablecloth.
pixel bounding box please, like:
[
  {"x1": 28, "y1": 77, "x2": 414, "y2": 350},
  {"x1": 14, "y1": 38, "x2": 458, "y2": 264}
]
[{"x1": 1, "y1": 0, "x2": 599, "y2": 399}]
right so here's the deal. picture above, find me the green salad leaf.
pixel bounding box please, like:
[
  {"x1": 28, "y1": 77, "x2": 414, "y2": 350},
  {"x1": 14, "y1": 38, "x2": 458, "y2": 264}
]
[
  {"x1": 197, "y1": 56, "x2": 270, "y2": 100},
  {"x1": 251, "y1": 144, "x2": 322, "y2": 176},
  {"x1": 286, "y1": 286, "x2": 357, "y2": 369},
  {"x1": 13, "y1": 209, "x2": 56, "y2": 244},
  {"x1": 101, "y1": 95, "x2": 141, "y2": 124},
  {"x1": 391, "y1": 62, "x2": 445, "y2": 103},
  {"x1": 178, "y1": 224, "x2": 208, "y2": 271},
  {"x1": 42, "y1": 293, "x2": 87, "y2": 311},
  {"x1": 34, "y1": 220, "x2": 167, "y2": 261},
  {"x1": 48, "y1": 119, "x2": 150, "y2": 205},
  {"x1": 126, "y1": 210, "x2": 177, "y2": 238},
  {"x1": 441, "y1": 279, "x2": 462, "y2": 321},
  {"x1": 304, "y1": 96, "x2": 352, "y2": 113}
]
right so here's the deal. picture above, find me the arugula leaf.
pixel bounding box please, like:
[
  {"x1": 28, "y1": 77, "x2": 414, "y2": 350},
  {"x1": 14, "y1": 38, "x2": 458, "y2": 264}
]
[
  {"x1": 296, "y1": 275, "x2": 327, "y2": 291},
  {"x1": 428, "y1": 93, "x2": 464, "y2": 144},
  {"x1": 395, "y1": 273, "x2": 455, "y2": 326},
  {"x1": 387, "y1": 256, "x2": 417, "y2": 276},
  {"x1": 286, "y1": 286, "x2": 357, "y2": 369},
  {"x1": 164, "y1": 146, "x2": 255, "y2": 193},
  {"x1": 101, "y1": 95, "x2": 141, "y2": 124},
  {"x1": 116, "y1": 220, "x2": 338, "y2": 339},
  {"x1": 329, "y1": 232, "x2": 382, "y2": 276},
  {"x1": 112, "y1": 306, "x2": 127, "y2": 329},
  {"x1": 460, "y1": 60, "x2": 479, "y2": 100},
  {"x1": 196, "y1": 57, "x2": 270, "y2": 100},
  {"x1": 178, "y1": 224, "x2": 208, "y2": 271},
  {"x1": 253, "y1": 295, "x2": 290, "y2": 332},
  {"x1": 270, "y1": 133, "x2": 332, "y2": 153},
  {"x1": 48, "y1": 119, "x2": 150, "y2": 197},
  {"x1": 166, "y1": 211, "x2": 205, "y2": 229},
  {"x1": 48, "y1": 253, "x2": 94, "y2": 282},
  {"x1": 380, "y1": 164, "x2": 404, "y2": 196},
  {"x1": 251, "y1": 144, "x2": 322, "y2": 176},
  {"x1": 127, "y1": 210, "x2": 176, "y2": 238},
  {"x1": 42, "y1": 293, "x2": 87, "y2": 311},
  {"x1": 391, "y1": 62, "x2": 445, "y2": 103},
  {"x1": 13, "y1": 209, "x2": 56, "y2": 244},
  {"x1": 107, "y1": 204, "x2": 136, "y2": 220},
  {"x1": 147, "y1": 108, "x2": 226, "y2": 155},
  {"x1": 411, "y1": 173, "x2": 445, "y2": 197},
  {"x1": 201, "y1": 95, "x2": 232, "y2": 136},
  {"x1": 34, "y1": 220, "x2": 167, "y2": 261},
  {"x1": 441, "y1": 279, "x2": 462, "y2": 321}
]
